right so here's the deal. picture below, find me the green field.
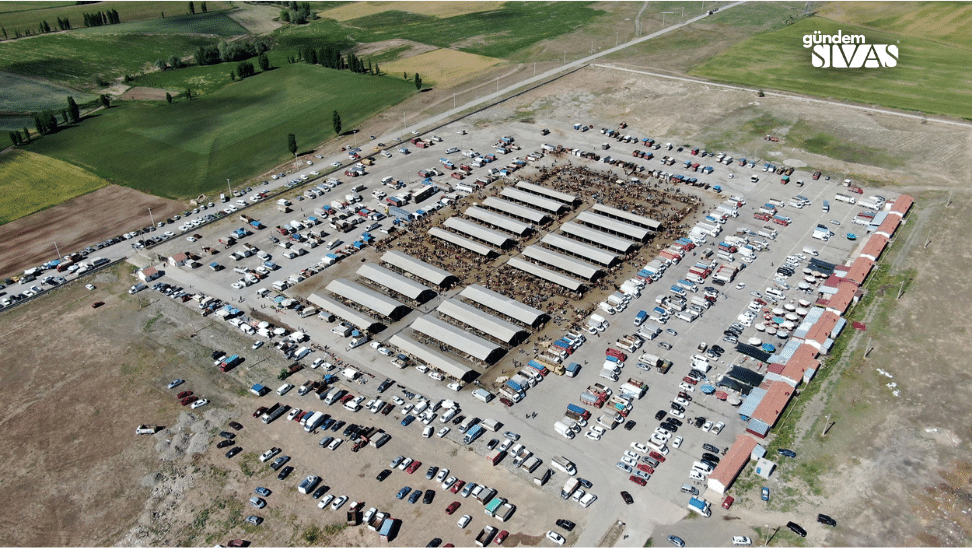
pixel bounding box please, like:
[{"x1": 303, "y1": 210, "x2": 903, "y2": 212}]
[
  {"x1": 0, "y1": 32, "x2": 217, "y2": 91},
  {"x1": 75, "y1": 10, "x2": 246, "y2": 36},
  {"x1": 0, "y1": 149, "x2": 107, "y2": 225},
  {"x1": 0, "y1": 71, "x2": 96, "y2": 114},
  {"x1": 25, "y1": 63, "x2": 415, "y2": 199},
  {"x1": 0, "y1": 1, "x2": 232, "y2": 37},
  {"x1": 691, "y1": 17, "x2": 972, "y2": 119}
]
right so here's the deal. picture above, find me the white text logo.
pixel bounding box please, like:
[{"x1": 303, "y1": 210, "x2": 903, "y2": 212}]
[{"x1": 803, "y1": 30, "x2": 898, "y2": 68}]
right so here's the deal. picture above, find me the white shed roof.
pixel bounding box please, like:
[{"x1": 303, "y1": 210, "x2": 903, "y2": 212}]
[
  {"x1": 482, "y1": 197, "x2": 549, "y2": 223},
  {"x1": 381, "y1": 250, "x2": 456, "y2": 287},
  {"x1": 410, "y1": 315, "x2": 504, "y2": 363},
  {"x1": 437, "y1": 299, "x2": 528, "y2": 345},
  {"x1": 357, "y1": 263, "x2": 436, "y2": 303},
  {"x1": 428, "y1": 227, "x2": 496, "y2": 256},
  {"x1": 464, "y1": 206, "x2": 532, "y2": 236},
  {"x1": 591, "y1": 203, "x2": 662, "y2": 230},
  {"x1": 507, "y1": 257, "x2": 585, "y2": 292},
  {"x1": 500, "y1": 187, "x2": 569, "y2": 214},
  {"x1": 541, "y1": 233, "x2": 619, "y2": 266},
  {"x1": 459, "y1": 284, "x2": 545, "y2": 327},
  {"x1": 575, "y1": 211, "x2": 650, "y2": 241},
  {"x1": 307, "y1": 293, "x2": 383, "y2": 332},
  {"x1": 443, "y1": 217, "x2": 514, "y2": 248},
  {"x1": 325, "y1": 278, "x2": 409, "y2": 319},
  {"x1": 515, "y1": 180, "x2": 578, "y2": 204},
  {"x1": 521, "y1": 245, "x2": 601, "y2": 280},
  {"x1": 560, "y1": 222, "x2": 636, "y2": 254},
  {"x1": 389, "y1": 333, "x2": 474, "y2": 382}
]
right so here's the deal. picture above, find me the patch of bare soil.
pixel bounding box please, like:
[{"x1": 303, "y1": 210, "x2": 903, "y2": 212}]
[
  {"x1": 0, "y1": 184, "x2": 183, "y2": 279},
  {"x1": 118, "y1": 87, "x2": 170, "y2": 101}
]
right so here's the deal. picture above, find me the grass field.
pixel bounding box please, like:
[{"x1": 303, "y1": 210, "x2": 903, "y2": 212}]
[
  {"x1": 0, "y1": 149, "x2": 107, "y2": 224},
  {"x1": 379, "y1": 48, "x2": 503, "y2": 87},
  {"x1": 132, "y1": 60, "x2": 242, "y2": 98},
  {"x1": 0, "y1": 1, "x2": 232, "y2": 36},
  {"x1": 342, "y1": 2, "x2": 605, "y2": 59},
  {"x1": 75, "y1": 10, "x2": 246, "y2": 36},
  {"x1": 320, "y1": 1, "x2": 506, "y2": 22},
  {"x1": 25, "y1": 63, "x2": 415, "y2": 199},
  {"x1": 691, "y1": 17, "x2": 972, "y2": 120},
  {"x1": 0, "y1": 71, "x2": 96, "y2": 114},
  {"x1": 0, "y1": 32, "x2": 217, "y2": 91},
  {"x1": 817, "y1": 1, "x2": 972, "y2": 49}
]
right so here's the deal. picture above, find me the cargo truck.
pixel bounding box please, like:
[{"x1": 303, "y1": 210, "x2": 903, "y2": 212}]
[
  {"x1": 562, "y1": 478, "x2": 580, "y2": 499},
  {"x1": 475, "y1": 526, "x2": 497, "y2": 547},
  {"x1": 552, "y1": 456, "x2": 577, "y2": 476},
  {"x1": 464, "y1": 424, "x2": 484, "y2": 444},
  {"x1": 486, "y1": 449, "x2": 505, "y2": 465},
  {"x1": 566, "y1": 403, "x2": 592, "y2": 421},
  {"x1": 688, "y1": 496, "x2": 711, "y2": 517}
]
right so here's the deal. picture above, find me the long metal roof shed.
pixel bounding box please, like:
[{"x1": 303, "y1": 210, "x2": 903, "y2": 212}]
[
  {"x1": 443, "y1": 217, "x2": 515, "y2": 248},
  {"x1": 560, "y1": 222, "x2": 636, "y2": 254},
  {"x1": 464, "y1": 206, "x2": 532, "y2": 236},
  {"x1": 521, "y1": 245, "x2": 602, "y2": 281},
  {"x1": 459, "y1": 284, "x2": 545, "y2": 327},
  {"x1": 482, "y1": 197, "x2": 549, "y2": 224},
  {"x1": 515, "y1": 180, "x2": 578, "y2": 205},
  {"x1": 500, "y1": 187, "x2": 569, "y2": 214},
  {"x1": 541, "y1": 233, "x2": 619, "y2": 267},
  {"x1": 381, "y1": 250, "x2": 457, "y2": 287},
  {"x1": 575, "y1": 211, "x2": 650, "y2": 242},
  {"x1": 357, "y1": 263, "x2": 436, "y2": 303},
  {"x1": 437, "y1": 299, "x2": 528, "y2": 345},
  {"x1": 507, "y1": 257, "x2": 585, "y2": 292},
  {"x1": 388, "y1": 333, "x2": 475, "y2": 383},
  {"x1": 325, "y1": 278, "x2": 410, "y2": 320},
  {"x1": 307, "y1": 293, "x2": 383, "y2": 332},
  {"x1": 591, "y1": 203, "x2": 662, "y2": 231},
  {"x1": 428, "y1": 227, "x2": 497, "y2": 257},
  {"x1": 410, "y1": 315, "x2": 505, "y2": 364}
]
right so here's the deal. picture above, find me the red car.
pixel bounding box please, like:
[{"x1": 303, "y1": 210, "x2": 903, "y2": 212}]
[
  {"x1": 181, "y1": 396, "x2": 198, "y2": 406},
  {"x1": 637, "y1": 463, "x2": 654, "y2": 475},
  {"x1": 648, "y1": 451, "x2": 666, "y2": 463},
  {"x1": 405, "y1": 459, "x2": 422, "y2": 474},
  {"x1": 294, "y1": 411, "x2": 307, "y2": 422},
  {"x1": 722, "y1": 496, "x2": 735, "y2": 509},
  {"x1": 341, "y1": 393, "x2": 355, "y2": 404},
  {"x1": 499, "y1": 398, "x2": 514, "y2": 407},
  {"x1": 252, "y1": 406, "x2": 267, "y2": 418},
  {"x1": 450, "y1": 480, "x2": 465, "y2": 494},
  {"x1": 494, "y1": 530, "x2": 509, "y2": 544},
  {"x1": 381, "y1": 405, "x2": 394, "y2": 416},
  {"x1": 91, "y1": 301, "x2": 105, "y2": 308},
  {"x1": 629, "y1": 475, "x2": 647, "y2": 486},
  {"x1": 177, "y1": 391, "x2": 193, "y2": 399},
  {"x1": 445, "y1": 501, "x2": 461, "y2": 515},
  {"x1": 681, "y1": 376, "x2": 698, "y2": 385}
]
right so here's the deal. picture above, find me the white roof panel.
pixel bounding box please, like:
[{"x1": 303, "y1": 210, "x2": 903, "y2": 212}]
[
  {"x1": 575, "y1": 211, "x2": 650, "y2": 241},
  {"x1": 307, "y1": 293, "x2": 383, "y2": 332},
  {"x1": 459, "y1": 284, "x2": 545, "y2": 327},
  {"x1": 464, "y1": 206, "x2": 532, "y2": 236},
  {"x1": 437, "y1": 299, "x2": 528, "y2": 345},
  {"x1": 507, "y1": 257, "x2": 585, "y2": 292},
  {"x1": 521, "y1": 245, "x2": 601, "y2": 280},
  {"x1": 389, "y1": 333, "x2": 474, "y2": 382},
  {"x1": 500, "y1": 187, "x2": 569, "y2": 213},
  {"x1": 592, "y1": 203, "x2": 662, "y2": 230},
  {"x1": 410, "y1": 315, "x2": 503, "y2": 363},
  {"x1": 541, "y1": 233, "x2": 618, "y2": 266},
  {"x1": 443, "y1": 217, "x2": 514, "y2": 248},
  {"x1": 515, "y1": 180, "x2": 578, "y2": 204},
  {"x1": 428, "y1": 227, "x2": 496, "y2": 256},
  {"x1": 482, "y1": 197, "x2": 549, "y2": 223},
  {"x1": 325, "y1": 278, "x2": 409, "y2": 319},
  {"x1": 560, "y1": 222, "x2": 636, "y2": 253},
  {"x1": 357, "y1": 263, "x2": 436, "y2": 302},
  {"x1": 381, "y1": 250, "x2": 456, "y2": 287}
]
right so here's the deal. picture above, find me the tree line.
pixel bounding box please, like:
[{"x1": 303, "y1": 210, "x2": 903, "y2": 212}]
[
  {"x1": 289, "y1": 43, "x2": 382, "y2": 77},
  {"x1": 276, "y1": 1, "x2": 315, "y2": 25},
  {"x1": 1, "y1": 8, "x2": 119, "y2": 40},
  {"x1": 193, "y1": 38, "x2": 272, "y2": 66},
  {"x1": 8, "y1": 95, "x2": 110, "y2": 146}
]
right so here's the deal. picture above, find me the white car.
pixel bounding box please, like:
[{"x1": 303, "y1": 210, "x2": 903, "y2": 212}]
[
  {"x1": 624, "y1": 450, "x2": 639, "y2": 460},
  {"x1": 392, "y1": 396, "x2": 405, "y2": 406},
  {"x1": 712, "y1": 421, "x2": 725, "y2": 435},
  {"x1": 620, "y1": 455, "x2": 637, "y2": 467},
  {"x1": 190, "y1": 399, "x2": 209, "y2": 409},
  {"x1": 672, "y1": 436, "x2": 683, "y2": 449},
  {"x1": 457, "y1": 514, "x2": 471, "y2": 529},
  {"x1": 423, "y1": 425, "x2": 434, "y2": 438},
  {"x1": 570, "y1": 488, "x2": 586, "y2": 503},
  {"x1": 631, "y1": 442, "x2": 649, "y2": 454},
  {"x1": 287, "y1": 408, "x2": 301, "y2": 421},
  {"x1": 441, "y1": 476, "x2": 457, "y2": 490},
  {"x1": 669, "y1": 408, "x2": 685, "y2": 419},
  {"x1": 318, "y1": 494, "x2": 335, "y2": 509},
  {"x1": 678, "y1": 382, "x2": 695, "y2": 393},
  {"x1": 330, "y1": 495, "x2": 348, "y2": 510},
  {"x1": 400, "y1": 403, "x2": 413, "y2": 415},
  {"x1": 85, "y1": 284, "x2": 95, "y2": 291},
  {"x1": 437, "y1": 426, "x2": 450, "y2": 438},
  {"x1": 579, "y1": 492, "x2": 597, "y2": 508},
  {"x1": 689, "y1": 469, "x2": 706, "y2": 481},
  {"x1": 732, "y1": 537, "x2": 752, "y2": 546},
  {"x1": 399, "y1": 457, "x2": 413, "y2": 470},
  {"x1": 653, "y1": 428, "x2": 672, "y2": 440},
  {"x1": 435, "y1": 468, "x2": 449, "y2": 483},
  {"x1": 546, "y1": 531, "x2": 565, "y2": 545},
  {"x1": 673, "y1": 396, "x2": 691, "y2": 407},
  {"x1": 252, "y1": 340, "x2": 264, "y2": 350},
  {"x1": 650, "y1": 434, "x2": 669, "y2": 447},
  {"x1": 585, "y1": 429, "x2": 602, "y2": 441},
  {"x1": 328, "y1": 438, "x2": 342, "y2": 451},
  {"x1": 702, "y1": 420, "x2": 713, "y2": 432},
  {"x1": 331, "y1": 161, "x2": 341, "y2": 167}
]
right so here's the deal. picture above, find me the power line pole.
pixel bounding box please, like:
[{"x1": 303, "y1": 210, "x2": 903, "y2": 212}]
[
  {"x1": 53, "y1": 240, "x2": 61, "y2": 259},
  {"x1": 148, "y1": 207, "x2": 155, "y2": 228}
]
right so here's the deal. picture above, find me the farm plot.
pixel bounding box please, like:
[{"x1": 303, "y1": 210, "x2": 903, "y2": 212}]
[
  {"x1": 25, "y1": 63, "x2": 416, "y2": 199},
  {"x1": 0, "y1": 32, "x2": 217, "y2": 90},
  {"x1": 0, "y1": 71, "x2": 96, "y2": 114},
  {"x1": 0, "y1": 149, "x2": 107, "y2": 225},
  {"x1": 75, "y1": 10, "x2": 247, "y2": 36},
  {"x1": 0, "y1": 1, "x2": 233, "y2": 36},
  {"x1": 320, "y1": 1, "x2": 507, "y2": 21},
  {"x1": 378, "y1": 48, "x2": 504, "y2": 87},
  {"x1": 691, "y1": 17, "x2": 972, "y2": 120}
]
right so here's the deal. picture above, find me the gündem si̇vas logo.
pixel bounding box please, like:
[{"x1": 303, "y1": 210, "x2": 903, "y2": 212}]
[{"x1": 803, "y1": 30, "x2": 898, "y2": 68}]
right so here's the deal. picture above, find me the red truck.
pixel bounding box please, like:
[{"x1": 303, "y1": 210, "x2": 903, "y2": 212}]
[
  {"x1": 451, "y1": 172, "x2": 465, "y2": 180},
  {"x1": 753, "y1": 212, "x2": 771, "y2": 221}
]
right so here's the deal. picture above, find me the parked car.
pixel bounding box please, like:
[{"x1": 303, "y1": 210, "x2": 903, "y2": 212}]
[
  {"x1": 817, "y1": 514, "x2": 837, "y2": 527},
  {"x1": 620, "y1": 491, "x2": 634, "y2": 505},
  {"x1": 786, "y1": 521, "x2": 807, "y2": 537}
]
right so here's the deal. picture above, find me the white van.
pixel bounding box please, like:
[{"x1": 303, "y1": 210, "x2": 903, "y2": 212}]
[
  {"x1": 765, "y1": 288, "x2": 785, "y2": 300},
  {"x1": 802, "y1": 246, "x2": 819, "y2": 256}
]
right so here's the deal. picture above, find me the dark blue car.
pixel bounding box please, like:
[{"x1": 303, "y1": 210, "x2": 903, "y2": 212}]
[
  {"x1": 396, "y1": 486, "x2": 411, "y2": 500},
  {"x1": 408, "y1": 489, "x2": 422, "y2": 504},
  {"x1": 401, "y1": 415, "x2": 416, "y2": 427}
]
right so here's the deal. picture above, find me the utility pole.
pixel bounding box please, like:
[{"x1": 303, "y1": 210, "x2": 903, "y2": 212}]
[
  {"x1": 226, "y1": 178, "x2": 232, "y2": 197},
  {"x1": 897, "y1": 280, "x2": 905, "y2": 300},
  {"x1": 148, "y1": 207, "x2": 155, "y2": 228},
  {"x1": 53, "y1": 240, "x2": 61, "y2": 259},
  {"x1": 453, "y1": 93, "x2": 456, "y2": 109}
]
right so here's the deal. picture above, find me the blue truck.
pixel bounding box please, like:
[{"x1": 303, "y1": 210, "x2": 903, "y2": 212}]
[
  {"x1": 565, "y1": 362, "x2": 580, "y2": 378},
  {"x1": 464, "y1": 424, "x2": 484, "y2": 444},
  {"x1": 634, "y1": 310, "x2": 648, "y2": 326}
]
